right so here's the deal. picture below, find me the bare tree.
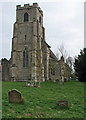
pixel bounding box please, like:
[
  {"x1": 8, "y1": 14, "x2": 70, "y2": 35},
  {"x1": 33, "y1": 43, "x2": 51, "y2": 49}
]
[
  {"x1": 56, "y1": 52, "x2": 60, "y2": 60},
  {"x1": 57, "y1": 44, "x2": 68, "y2": 61}
]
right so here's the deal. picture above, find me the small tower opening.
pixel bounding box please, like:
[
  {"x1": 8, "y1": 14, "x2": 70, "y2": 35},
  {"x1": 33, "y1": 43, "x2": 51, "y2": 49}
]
[
  {"x1": 23, "y1": 48, "x2": 28, "y2": 67},
  {"x1": 25, "y1": 35, "x2": 26, "y2": 40},
  {"x1": 39, "y1": 16, "x2": 41, "y2": 24}
]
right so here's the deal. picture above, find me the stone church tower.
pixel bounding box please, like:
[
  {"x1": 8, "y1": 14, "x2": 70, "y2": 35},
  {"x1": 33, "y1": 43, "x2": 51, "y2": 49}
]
[
  {"x1": 1, "y1": 3, "x2": 71, "y2": 82},
  {"x1": 10, "y1": 3, "x2": 49, "y2": 82}
]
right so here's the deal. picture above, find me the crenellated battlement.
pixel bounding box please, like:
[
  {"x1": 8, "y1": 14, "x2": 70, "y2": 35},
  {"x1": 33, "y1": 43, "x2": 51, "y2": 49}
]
[{"x1": 16, "y1": 3, "x2": 43, "y2": 15}]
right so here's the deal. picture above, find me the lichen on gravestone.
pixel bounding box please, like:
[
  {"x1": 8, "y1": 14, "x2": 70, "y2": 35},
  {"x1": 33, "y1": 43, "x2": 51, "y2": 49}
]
[{"x1": 8, "y1": 89, "x2": 22, "y2": 103}]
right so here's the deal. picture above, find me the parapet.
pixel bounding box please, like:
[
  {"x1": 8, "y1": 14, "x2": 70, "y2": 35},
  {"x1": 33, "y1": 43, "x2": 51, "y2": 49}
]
[
  {"x1": 16, "y1": 3, "x2": 39, "y2": 10},
  {"x1": 33, "y1": 3, "x2": 38, "y2": 7},
  {"x1": 16, "y1": 5, "x2": 21, "y2": 10},
  {"x1": 24, "y1": 4, "x2": 30, "y2": 8},
  {"x1": 16, "y1": 3, "x2": 43, "y2": 15}
]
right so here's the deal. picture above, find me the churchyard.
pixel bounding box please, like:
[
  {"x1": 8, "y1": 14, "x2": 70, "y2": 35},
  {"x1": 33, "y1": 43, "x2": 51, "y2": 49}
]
[{"x1": 2, "y1": 80, "x2": 84, "y2": 118}]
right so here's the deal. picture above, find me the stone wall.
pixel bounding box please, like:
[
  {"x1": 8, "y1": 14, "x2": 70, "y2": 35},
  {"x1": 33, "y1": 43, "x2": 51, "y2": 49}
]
[
  {"x1": 59, "y1": 56, "x2": 71, "y2": 82},
  {"x1": 1, "y1": 59, "x2": 10, "y2": 81},
  {"x1": 10, "y1": 3, "x2": 45, "y2": 82},
  {"x1": 2, "y1": 3, "x2": 71, "y2": 82},
  {"x1": 49, "y1": 50, "x2": 61, "y2": 82}
]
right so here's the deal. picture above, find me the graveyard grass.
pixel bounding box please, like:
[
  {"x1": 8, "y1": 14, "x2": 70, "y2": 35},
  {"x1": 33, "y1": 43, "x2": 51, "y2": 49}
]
[{"x1": 2, "y1": 80, "x2": 84, "y2": 118}]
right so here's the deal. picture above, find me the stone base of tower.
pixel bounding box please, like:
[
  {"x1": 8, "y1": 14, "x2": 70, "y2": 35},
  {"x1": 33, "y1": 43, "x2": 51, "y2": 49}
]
[{"x1": 41, "y1": 65, "x2": 45, "y2": 82}]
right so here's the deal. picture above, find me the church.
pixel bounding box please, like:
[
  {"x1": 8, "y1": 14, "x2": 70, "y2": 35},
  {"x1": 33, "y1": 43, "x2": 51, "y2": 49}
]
[{"x1": 1, "y1": 3, "x2": 71, "y2": 82}]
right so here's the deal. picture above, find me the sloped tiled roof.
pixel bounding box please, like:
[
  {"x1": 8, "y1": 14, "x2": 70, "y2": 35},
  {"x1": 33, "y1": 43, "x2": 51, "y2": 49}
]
[
  {"x1": 44, "y1": 41, "x2": 51, "y2": 48},
  {"x1": 50, "y1": 49, "x2": 58, "y2": 61}
]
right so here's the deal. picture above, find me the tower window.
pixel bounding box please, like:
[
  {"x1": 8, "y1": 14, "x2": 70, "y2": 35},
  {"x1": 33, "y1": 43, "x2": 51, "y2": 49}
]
[
  {"x1": 23, "y1": 48, "x2": 28, "y2": 67},
  {"x1": 23, "y1": 51, "x2": 25, "y2": 67},
  {"x1": 25, "y1": 35, "x2": 26, "y2": 40},
  {"x1": 39, "y1": 16, "x2": 41, "y2": 24},
  {"x1": 24, "y1": 13, "x2": 28, "y2": 22},
  {"x1": 26, "y1": 50, "x2": 28, "y2": 66}
]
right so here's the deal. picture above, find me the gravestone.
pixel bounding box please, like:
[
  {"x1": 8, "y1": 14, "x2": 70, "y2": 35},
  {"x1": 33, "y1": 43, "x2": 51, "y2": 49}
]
[
  {"x1": 57, "y1": 100, "x2": 68, "y2": 106},
  {"x1": 8, "y1": 89, "x2": 22, "y2": 103},
  {"x1": 26, "y1": 82, "x2": 32, "y2": 87},
  {"x1": 26, "y1": 81, "x2": 34, "y2": 87},
  {"x1": 58, "y1": 80, "x2": 64, "y2": 85},
  {"x1": 26, "y1": 81, "x2": 40, "y2": 87}
]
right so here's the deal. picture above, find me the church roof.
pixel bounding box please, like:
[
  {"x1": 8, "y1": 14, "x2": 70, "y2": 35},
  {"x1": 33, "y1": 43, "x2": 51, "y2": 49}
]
[
  {"x1": 50, "y1": 49, "x2": 58, "y2": 61},
  {"x1": 44, "y1": 41, "x2": 51, "y2": 48}
]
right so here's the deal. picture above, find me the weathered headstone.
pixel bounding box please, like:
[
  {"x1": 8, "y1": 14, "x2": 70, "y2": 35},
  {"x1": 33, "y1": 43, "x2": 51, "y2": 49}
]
[
  {"x1": 57, "y1": 100, "x2": 68, "y2": 106},
  {"x1": 8, "y1": 89, "x2": 22, "y2": 103},
  {"x1": 26, "y1": 81, "x2": 34, "y2": 87},
  {"x1": 58, "y1": 80, "x2": 64, "y2": 85},
  {"x1": 26, "y1": 82, "x2": 31, "y2": 87},
  {"x1": 26, "y1": 81, "x2": 40, "y2": 87}
]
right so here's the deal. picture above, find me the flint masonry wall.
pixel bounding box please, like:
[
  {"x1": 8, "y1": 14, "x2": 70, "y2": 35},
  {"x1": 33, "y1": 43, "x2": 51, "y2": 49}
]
[
  {"x1": 2, "y1": 3, "x2": 71, "y2": 82},
  {"x1": 1, "y1": 59, "x2": 10, "y2": 81},
  {"x1": 10, "y1": 3, "x2": 45, "y2": 81}
]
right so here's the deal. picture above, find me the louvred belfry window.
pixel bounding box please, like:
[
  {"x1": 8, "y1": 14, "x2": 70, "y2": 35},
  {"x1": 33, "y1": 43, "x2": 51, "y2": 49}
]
[{"x1": 24, "y1": 13, "x2": 28, "y2": 22}]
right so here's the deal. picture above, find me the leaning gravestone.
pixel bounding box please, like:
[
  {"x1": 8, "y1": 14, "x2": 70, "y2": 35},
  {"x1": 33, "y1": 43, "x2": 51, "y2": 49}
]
[{"x1": 8, "y1": 89, "x2": 22, "y2": 103}]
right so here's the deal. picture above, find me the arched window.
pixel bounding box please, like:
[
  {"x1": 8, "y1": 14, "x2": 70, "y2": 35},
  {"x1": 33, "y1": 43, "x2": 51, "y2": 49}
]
[
  {"x1": 23, "y1": 51, "x2": 25, "y2": 67},
  {"x1": 26, "y1": 50, "x2": 28, "y2": 66},
  {"x1": 51, "y1": 68, "x2": 55, "y2": 75},
  {"x1": 23, "y1": 48, "x2": 28, "y2": 67},
  {"x1": 24, "y1": 13, "x2": 28, "y2": 22},
  {"x1": 53, "y1": 68, "x2": 55, "y2": 75},
  {"x1": 39, "y1": 16, "x2": 41, "y2": 24}
]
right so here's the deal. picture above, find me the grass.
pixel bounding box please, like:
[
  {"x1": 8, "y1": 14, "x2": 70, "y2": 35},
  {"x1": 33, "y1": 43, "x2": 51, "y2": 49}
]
[{"x1": 2, "y1": 80, "x2": 84, "y2": 118}]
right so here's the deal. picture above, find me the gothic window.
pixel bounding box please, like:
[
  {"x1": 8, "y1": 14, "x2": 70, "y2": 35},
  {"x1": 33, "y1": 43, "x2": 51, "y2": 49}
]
[
  {"x1": 26, "y1": 51, "x2": 28, "y2": 66},
  {"x1": 39, "y1": 16, "x2": 41, "y2": 24},
  {"x1": 51, "y1": 68, "x2": 55, "y2": 75},
  {"x1": 23, "y1": 48, "x2": 28, "y2": 67},
  {"x1": 24, "y1": 13, "x2": 28, "y2": 22},
  {"x1": 23, "y1": 51, "x2": 25, "y2": 67},
  {"x1": 53, "y1": 68, "x2": 55, "y2": 75}
]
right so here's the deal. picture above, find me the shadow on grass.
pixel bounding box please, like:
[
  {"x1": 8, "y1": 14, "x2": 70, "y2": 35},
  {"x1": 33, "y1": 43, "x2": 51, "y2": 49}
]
[{"x1": 53, "y1": 105, "x2": 70, "y2": 110}]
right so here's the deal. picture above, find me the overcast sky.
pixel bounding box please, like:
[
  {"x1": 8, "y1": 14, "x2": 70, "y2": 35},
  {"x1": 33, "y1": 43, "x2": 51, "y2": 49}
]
[{"x1": 0, "y1": 0, "x2": 85, "y2": 60}]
